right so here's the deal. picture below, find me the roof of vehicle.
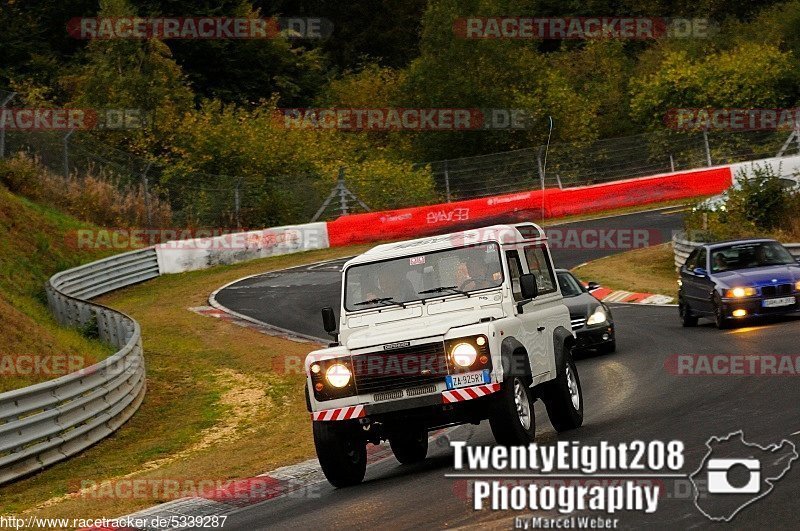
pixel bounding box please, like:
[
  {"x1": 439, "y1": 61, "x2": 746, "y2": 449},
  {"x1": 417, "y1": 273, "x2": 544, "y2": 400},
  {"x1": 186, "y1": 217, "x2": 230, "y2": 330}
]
[
  {"x1": 701, "y1": 238, "x2": 778, "y2": 250},
  {"x1": 345, "y1": 222, "x2": 546, "y2": 267}
]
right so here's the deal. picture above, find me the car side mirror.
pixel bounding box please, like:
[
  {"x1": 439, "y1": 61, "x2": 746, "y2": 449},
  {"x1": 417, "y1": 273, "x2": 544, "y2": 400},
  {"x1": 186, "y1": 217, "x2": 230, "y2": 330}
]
[
  {"x1": 321, "y1": 307, "x2": 338, "y2": 340},
  {"x1": 519, "y1": 273, "x2": 539, "y2": 300},
  {"x1": 587, "y1": 281, "x2": 600, "y2": 291},
  {"x1": 693, "y1": 267, "x2": 707, "y2": 277}
]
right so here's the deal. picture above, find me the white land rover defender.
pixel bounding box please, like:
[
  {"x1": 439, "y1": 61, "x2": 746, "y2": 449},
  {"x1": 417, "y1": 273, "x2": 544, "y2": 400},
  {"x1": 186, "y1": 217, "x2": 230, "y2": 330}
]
[{"x1": 305, "y1": 223, "x2": 583, "y2": 487}]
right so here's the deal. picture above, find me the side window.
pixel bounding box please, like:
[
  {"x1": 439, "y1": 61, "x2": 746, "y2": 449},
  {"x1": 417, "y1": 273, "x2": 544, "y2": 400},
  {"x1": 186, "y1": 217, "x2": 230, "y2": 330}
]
[
  {"x1": 684, "y1": 249, "x2": 699, "y2": 270},
  {"x1": 505, "y1": 250, "x2": 524, "y2": 302},
  {"x1": 523, "y1": 245, "x2": 557, "y2": 295},
  {"x1": 696, "y1": 249, "x2": 707, "y2": 271}
]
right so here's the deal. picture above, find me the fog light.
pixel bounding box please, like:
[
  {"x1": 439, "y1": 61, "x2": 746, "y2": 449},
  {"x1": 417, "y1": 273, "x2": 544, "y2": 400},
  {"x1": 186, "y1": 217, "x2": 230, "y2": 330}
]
[
  {"x1": 476, "y1": 336, "x2": 486, "y2": 346},
  {"x1": 732, "y1": 309, "x2": 747, "y2": 318},
  {"x1": 310, "y1": 363, "x2": 321, "y2": 374},
  {"x1": 314, "y1": 382, "x2": 324, "y2": 392},
  {"x1": 479, "y1": 355, "x2": 489, "y2": 365},
  {"x1": 602, "y1": 333, "x2": 610, "y2": 341}
]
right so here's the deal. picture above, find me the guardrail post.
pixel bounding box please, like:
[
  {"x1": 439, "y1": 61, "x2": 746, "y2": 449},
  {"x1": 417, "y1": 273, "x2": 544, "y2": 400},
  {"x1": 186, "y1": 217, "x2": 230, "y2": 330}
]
[{"x1": 63, "y1": 129, "x2": 75, "y2": 178}]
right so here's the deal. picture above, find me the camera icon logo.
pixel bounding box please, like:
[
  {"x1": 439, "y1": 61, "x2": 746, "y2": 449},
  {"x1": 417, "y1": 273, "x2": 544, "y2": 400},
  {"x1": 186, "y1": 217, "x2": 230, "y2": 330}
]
[
  {"x1": 690, "y1": 431, "x2": 797, "y2": 522},
  {"x1": 706, "y1": 458, "x2": 760, "y2": 494}
]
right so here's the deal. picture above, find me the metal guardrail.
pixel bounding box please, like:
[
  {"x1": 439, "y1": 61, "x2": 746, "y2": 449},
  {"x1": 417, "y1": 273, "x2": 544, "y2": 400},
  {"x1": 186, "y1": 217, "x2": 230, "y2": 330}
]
[
  {"x1": 673, "y1": 231, "x2": 800, "y2": 270},
  {"x1": 0, "y1": 248, "x2": 158, "y2": 485}
]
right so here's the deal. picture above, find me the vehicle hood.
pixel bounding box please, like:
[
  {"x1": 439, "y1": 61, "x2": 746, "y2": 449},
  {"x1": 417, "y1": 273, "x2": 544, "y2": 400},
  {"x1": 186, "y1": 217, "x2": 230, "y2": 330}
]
[
  {"x1": 342, "y1": 306, "x2": 503, "y2": 350},
  {"x1": 713, "y1": 265, "x2": 800, "y2": 288},
  {"x1": 561, "y1": 292, "x2": 603, "y2": 320}
]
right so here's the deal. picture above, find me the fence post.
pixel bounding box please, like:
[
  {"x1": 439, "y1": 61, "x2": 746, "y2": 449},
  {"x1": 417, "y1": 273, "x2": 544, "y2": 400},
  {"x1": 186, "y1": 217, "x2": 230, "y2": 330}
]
[
  {"x1": 669, "y1": 154, "x2": 675, "y2": 173},
  {"x1": 234, "y1": 178, "x2": 242, "y2": 229},
  {"x1": 703, "y1": 131, "x2": 712, "y2": 167},
  {"x1": 444, "y1": 159, "x2": 451, "y2": 202},
  {"x1": 63, "y1": 129, "x2": 75, "y2": 178},
  {"x1": 0, "y1": 92, "x2": 16, "y2": 159},
  {"x1": 338, "y1": 167, "x2": 349, "y2": 216}
]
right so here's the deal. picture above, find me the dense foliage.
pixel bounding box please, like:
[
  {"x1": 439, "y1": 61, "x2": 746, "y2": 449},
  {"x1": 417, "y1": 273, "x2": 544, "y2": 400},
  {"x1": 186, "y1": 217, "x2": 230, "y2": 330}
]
[{"x1": 4, "y1": 0, "x2": 800, "y2": 225}]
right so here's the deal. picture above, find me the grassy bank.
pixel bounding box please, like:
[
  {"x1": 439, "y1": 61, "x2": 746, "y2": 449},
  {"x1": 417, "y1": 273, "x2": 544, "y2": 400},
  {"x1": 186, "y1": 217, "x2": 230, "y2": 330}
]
[{"x1": 572, "y1": 243, "x2": 679, "y2": 297}]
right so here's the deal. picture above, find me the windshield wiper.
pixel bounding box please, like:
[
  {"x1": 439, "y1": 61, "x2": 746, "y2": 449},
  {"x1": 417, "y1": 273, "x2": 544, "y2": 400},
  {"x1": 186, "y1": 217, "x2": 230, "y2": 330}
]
[
  {"x1": 418, "y1": 285, "x2": 470, "y2": 297},
  {"x1": 354, "y1": 297, "x2": 406, "y2": 308}
]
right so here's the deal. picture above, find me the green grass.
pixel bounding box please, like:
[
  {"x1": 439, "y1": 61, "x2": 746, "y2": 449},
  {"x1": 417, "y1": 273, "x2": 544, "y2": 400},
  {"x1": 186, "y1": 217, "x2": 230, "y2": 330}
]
[
  {"x1": 0, "y1": 185, "x2": 116, "y2": 392},
  {"x1": 572, "y1": 243, "x2": 680, "y2": 297}
]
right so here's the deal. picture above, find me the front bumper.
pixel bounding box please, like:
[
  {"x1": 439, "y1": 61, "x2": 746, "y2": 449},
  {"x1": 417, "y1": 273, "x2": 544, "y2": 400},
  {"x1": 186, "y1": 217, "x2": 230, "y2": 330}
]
[
  {"x1": 720, "y1": 295, "x2": 800, "y2": 319},
  {"x1": 574, "y1": 323, "x2": 615, "y2": 350},
  {"x1": 311, "y1": 382, "x2": 501, "y2": 422}
]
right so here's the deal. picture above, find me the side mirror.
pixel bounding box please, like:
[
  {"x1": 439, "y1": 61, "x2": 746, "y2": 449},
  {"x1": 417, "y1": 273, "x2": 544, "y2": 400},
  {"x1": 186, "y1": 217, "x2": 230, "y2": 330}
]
[
  {"x1": 693, "y1": 267, "x2": 708, "y2": 277},
  {"x1": 587, "y1": 281, "x2": 600, "y2": 291},
  {"x1": 321, "y1": 307, "x2": 338, "y2": 338},
  {"x1": 519, "y1": 273, "x2": 539, "y2": 300}
]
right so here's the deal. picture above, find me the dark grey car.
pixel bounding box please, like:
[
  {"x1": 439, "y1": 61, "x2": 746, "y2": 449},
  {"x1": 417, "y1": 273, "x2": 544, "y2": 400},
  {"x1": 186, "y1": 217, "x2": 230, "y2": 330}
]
[{"x1": 556, "y1": 269, "x2": 616, "y2": 354}]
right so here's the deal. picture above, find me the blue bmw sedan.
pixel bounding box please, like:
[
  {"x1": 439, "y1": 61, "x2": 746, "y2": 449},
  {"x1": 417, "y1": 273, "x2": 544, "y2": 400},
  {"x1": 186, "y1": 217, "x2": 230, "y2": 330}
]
[{"x1": 678, "y1": 239, "x2": 800, "y2": 329}]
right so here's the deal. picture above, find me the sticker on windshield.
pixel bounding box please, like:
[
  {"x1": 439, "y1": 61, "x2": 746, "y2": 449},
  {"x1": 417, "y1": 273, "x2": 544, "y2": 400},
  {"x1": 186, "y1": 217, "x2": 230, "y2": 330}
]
[{"x1": 410, "y1": 256, "x2": 426, "y2": 265}]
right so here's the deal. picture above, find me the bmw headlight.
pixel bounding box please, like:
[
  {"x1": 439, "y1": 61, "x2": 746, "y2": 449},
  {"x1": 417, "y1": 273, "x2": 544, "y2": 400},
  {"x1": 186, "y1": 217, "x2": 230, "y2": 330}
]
[
  {"x1": 325, "y1": 363, "x2": 352, "y2": 388},
  {"x1": 586, "y1": 307, "x2": 608, "y2": 326},
  {"x1": 725, "y1": 287, "x2": 757, "y2": 298},
  {"x1": 452, "y1": 343, "x2": 478, "y2": 367}
]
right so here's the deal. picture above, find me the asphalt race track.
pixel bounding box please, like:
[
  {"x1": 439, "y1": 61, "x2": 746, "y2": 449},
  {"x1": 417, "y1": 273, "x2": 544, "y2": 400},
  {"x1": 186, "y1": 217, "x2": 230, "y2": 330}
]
[
  {"x1": 209, "y1": 207, "x2": 800, "y2": 530},
  {"x1": 214, "y1": 207, "x2": 685, "y2": 340}
]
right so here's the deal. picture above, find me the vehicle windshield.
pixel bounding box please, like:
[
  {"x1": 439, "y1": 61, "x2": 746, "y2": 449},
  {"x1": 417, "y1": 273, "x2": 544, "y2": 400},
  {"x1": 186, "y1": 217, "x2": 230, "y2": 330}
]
[
  {"x1": 344, "y1": 242, "x2": 503, "y2": 311},
  {"x1": 710, "y1": 241, "x2": 796, "y2": 273},
  {"x1": 557, "y1": 271, "x2": 584, "y2": 297}
]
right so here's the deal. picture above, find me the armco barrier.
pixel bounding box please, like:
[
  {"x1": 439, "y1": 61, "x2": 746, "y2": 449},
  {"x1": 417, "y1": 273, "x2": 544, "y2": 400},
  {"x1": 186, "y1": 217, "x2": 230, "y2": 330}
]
[
  {"x1": 0, "y1": 221, "x2": 331, "y2": 485},
  {"x1": 0, "y1": 248, "x2": 157, "y2": 485},
  {"x1": 327, "y1": 166, "x2": 734, "y2": 247},
  {"x1": 156, "y1": 224, "x2": 330, "y2": 274},
  {"x1": 673, "y1": 232, "x2": 800, "y2": 270}
]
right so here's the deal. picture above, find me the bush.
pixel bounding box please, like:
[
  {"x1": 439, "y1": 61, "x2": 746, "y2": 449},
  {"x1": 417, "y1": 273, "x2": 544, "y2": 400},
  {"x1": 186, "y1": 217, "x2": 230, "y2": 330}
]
[
  {"x1": 0, "y1": 152, "x2": 172, "y2": 227},
  {"x1": 687, "y1": 164, "x2": 800, "y2": 241}
]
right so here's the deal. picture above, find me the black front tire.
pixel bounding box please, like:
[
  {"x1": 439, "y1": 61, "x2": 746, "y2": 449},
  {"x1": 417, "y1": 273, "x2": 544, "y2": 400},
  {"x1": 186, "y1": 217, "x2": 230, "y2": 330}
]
[
  {"x1": 543, "y1": 349, "x2": 584, "y2": 433},
  {"x1": 679, "y1": 299, "x2": 698, "y2": 327},
  {"x1": 389, "y1": 428, "x2": 428, "y2": 465},
  {"x1": 313, "y1": 421, "x2": 366, "y2": 488},
  {"x1": 489, "y1": 374, "x2": 536, "y2": 445},
  {"x1": 713, "y1": 295, "x2": 731, "y2": 330}
]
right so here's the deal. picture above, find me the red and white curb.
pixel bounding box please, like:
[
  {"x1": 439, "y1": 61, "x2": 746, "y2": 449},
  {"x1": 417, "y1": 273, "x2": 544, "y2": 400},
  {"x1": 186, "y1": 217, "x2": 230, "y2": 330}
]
[
  {"x1": 588, "y1": 286, "x2": 674, "y2": 305},
  {"x1": 442, "y1": 383, "x2": 501, "y2": 404},
  {"x1": 80, "y1": 424, "x2": 475, "y2": 531}
]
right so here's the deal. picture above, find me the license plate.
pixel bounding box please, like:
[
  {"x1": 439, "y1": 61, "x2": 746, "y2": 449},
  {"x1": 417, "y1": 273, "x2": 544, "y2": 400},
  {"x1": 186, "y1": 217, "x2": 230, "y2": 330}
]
[
  {"x1": 446, "y1": 370, "x2": 490, "y2": 390},
  {"x1": 763, "y1": 297, "x2": 796, "y2": 308}
]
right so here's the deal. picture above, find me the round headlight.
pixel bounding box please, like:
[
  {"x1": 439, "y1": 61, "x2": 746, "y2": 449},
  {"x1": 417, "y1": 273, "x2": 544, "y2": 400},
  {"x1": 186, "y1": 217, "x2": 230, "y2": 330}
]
[
  {"x1": 452, "y1": 343, "x2": 478, "y2": 367},
  {"x1": 325, "y1": 363, "x2": 352, "y2": 388},
  {"x1": 586, "y1": 307, "x2": 608, "y2": 326},
  {"x1": 732, "y1": 287, "x2": 746, "y2": 298}
]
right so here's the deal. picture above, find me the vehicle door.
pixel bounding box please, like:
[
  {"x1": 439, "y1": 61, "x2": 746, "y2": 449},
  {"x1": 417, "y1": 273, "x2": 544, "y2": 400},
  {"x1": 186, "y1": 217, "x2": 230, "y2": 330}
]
[
  {"x1": 521, "y1": 243, "x2": 563, "y2": 377},
  {"x1": 681, "y1": 247, "x2": 712, "y2": 312}
]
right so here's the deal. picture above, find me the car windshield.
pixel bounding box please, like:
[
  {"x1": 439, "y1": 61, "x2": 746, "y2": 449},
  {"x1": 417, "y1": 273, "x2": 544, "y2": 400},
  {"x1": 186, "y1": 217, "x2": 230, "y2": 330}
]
[
  {"x1": 557, "y1": 271, "x2": 584, "y2": 297},
  {"x1": 710, "y1": 241, "x2": 796, "y2": 273},
  {"x1": 344, "y1": 242, "x2": 503, "y2": 311}
]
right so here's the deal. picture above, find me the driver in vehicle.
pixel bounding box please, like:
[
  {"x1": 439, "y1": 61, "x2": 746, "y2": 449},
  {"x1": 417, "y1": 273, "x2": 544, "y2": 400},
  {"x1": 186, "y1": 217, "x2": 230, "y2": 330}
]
[
  {"x1": 713, "y1": 253, "x2": 728, "y2": 272},
  {"x1": 461, "y1": 254, "x2": 494, "y2": 290}
]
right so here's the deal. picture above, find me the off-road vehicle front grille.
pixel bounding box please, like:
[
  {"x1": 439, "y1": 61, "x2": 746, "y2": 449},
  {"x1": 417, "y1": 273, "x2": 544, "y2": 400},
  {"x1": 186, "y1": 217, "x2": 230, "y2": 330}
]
[{"x1": 352, "y1": 342, "x2": 449, "y2": 394}]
